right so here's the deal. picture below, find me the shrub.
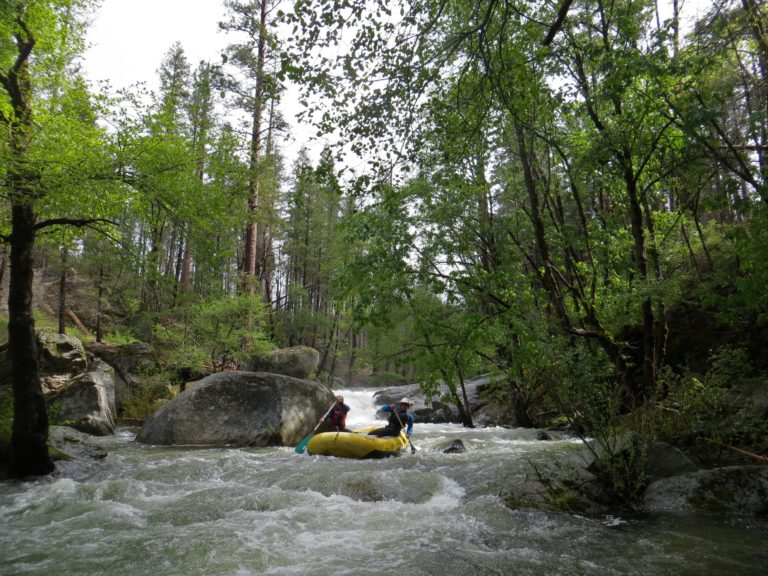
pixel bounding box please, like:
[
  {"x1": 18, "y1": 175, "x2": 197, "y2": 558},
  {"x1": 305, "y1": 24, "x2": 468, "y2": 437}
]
[
  {"x1": 119, "y1": 372, "x2": 176, "y2": 420},
  {"x1": 548, "y1": 342, "x2": 650, "y2": 509},
  {"x1": 655, "y1": 346, "x2": 768, "y2": 465},
  {"x1": 153, "y1": 294, "x2": 272, "y2": 372}
]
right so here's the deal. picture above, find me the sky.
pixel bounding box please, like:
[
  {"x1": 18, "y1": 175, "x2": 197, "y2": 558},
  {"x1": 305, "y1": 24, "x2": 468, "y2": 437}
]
[
  {"x1": 81, "y1": 0, "x2": 322, "y2": 167},
  {"x1": 83, "y1": 0, "x2": 229, "y2": 92}
]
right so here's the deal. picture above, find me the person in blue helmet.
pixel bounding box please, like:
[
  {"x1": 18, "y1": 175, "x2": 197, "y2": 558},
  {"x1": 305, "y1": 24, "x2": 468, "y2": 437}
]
[
  {"x1": 319, "y1": 395, "x2": 352, "y2": 432},
  {"x1": 368, "y1": 398, "x2": 414, "y2": 438}
]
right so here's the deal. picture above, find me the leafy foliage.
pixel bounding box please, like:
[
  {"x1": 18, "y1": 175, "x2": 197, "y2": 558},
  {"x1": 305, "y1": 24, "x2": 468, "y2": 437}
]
[
  {"x1": 655, "y1": 346, "x2": 768, "y2": 465},
  {"x1": 153, "y1": 294, "x2": 272, "y2": 372}
]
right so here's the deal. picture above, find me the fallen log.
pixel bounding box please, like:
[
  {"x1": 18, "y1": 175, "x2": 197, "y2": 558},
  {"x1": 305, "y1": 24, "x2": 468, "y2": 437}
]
[{"x1": 701, "y1": 437, "x2": 768, "y2": 464}]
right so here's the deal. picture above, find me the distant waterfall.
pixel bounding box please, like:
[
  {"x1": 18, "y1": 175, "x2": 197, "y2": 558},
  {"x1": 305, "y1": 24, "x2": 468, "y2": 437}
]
[{"x1": 330, "y1": 388, "x2": 380, "y2": 428}]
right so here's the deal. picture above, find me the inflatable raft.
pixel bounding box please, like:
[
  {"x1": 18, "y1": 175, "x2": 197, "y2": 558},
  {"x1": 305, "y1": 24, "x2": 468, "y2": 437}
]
[{"x1": 306, "y1": 426, "x2": 408, "y2": 458}]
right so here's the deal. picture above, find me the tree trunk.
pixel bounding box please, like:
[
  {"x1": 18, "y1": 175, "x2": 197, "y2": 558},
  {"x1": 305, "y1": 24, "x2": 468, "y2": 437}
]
[
  {"x1": 58, "y1": 247, "x2": 67, "y2": 334},
  {"x1": 96, "y1": 263, "x2": 104, "y2": 343},
  {"x1": 65, "y1": 308, "x2": 92, "y2": 338},
  {"x1": 0, "y1": 245, "x2": 7, "y2": 308},
  {"x1": 9, "y1": 204, "x2": 54, "y2": 477},
  {"x1": 623, "y1": 155, "x2": 656, "y2": 402},
  {"x1": 2, "y1": 6, "x2": 54, "y2": 478},
  {"x1": 243, "y1": 0, "x2": 269, "y2": 296},
  {"x1": 455, "y1": 364, "x2": 475, "y2": 428},
  {"x1": 180, "y1": 233, "x2": 192, "y2": 293}
]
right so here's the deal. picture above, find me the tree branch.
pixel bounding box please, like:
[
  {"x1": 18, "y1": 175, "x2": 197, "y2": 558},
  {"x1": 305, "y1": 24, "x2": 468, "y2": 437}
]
[
  {"x1": 543, "y1": 0, "x2": 575, "y2": 46},
  {"x1": 34, "y1": 217, "x2": 117, "y2": 232}
]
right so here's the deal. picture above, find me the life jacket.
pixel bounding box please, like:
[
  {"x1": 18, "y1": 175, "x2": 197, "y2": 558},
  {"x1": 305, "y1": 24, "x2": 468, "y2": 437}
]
[{"x1": 327, "y1": 404, "x2": 349, "y2": 428}]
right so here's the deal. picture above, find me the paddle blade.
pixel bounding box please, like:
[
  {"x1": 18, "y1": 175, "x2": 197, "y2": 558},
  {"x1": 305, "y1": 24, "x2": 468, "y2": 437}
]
[{"x1": 294, "y1": 433, "x2": 314, "y2": 454}]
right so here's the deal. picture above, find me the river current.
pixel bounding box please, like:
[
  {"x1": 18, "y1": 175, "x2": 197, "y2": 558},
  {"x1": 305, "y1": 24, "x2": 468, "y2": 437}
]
[{"x1": 1, "y1": 389, "x2": 766, "y2": 576}]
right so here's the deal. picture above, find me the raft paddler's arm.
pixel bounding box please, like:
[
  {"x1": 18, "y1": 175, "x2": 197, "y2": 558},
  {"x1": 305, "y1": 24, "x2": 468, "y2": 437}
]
[{"x1": 405, "y1": 413, "x2": 414, "y2": 436}]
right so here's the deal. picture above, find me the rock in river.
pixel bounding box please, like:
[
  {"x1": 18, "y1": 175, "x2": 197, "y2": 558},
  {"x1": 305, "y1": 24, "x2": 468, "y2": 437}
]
[{"x1": 136, "y1": 371, "x2": 334, "y2": 447}]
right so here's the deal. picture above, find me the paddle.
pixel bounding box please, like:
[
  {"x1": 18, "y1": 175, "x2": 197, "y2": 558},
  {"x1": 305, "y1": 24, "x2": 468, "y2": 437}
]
[
  {"x1": 295, "y1": 402, "x2": 336, "y2": 454},
  {"x1": 392, "y1": 405, "x2": 417, "y2": 454}
]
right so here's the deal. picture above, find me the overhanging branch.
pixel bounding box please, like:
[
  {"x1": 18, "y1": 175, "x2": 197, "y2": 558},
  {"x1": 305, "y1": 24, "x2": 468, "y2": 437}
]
[{"x1": 34, "y1": 217, "x2": 117, "y2": 232}]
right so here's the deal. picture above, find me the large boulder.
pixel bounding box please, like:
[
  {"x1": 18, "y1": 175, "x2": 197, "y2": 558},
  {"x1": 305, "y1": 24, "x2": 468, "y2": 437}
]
[
  {"x1": 643, "y1": 465, "x2": 768, "y2": 515},
  {"x1": 0, "y1": 332, "x2": 118, "y2": 436},
  {"x1": 47, "y1": 358, "x2": 117, "y2": 436},
  {"x1": 136, "y1": 371, "x2": 334, "y2": 447},
  {"x1": 247, "y1": 346, "x2": 320, "y2": 380},
  {"x1": 38, "y1": 332, "x2": 88, "y2": 378},
  {"x1": 644, "y1": 441, "x2": 699, "y2": 482},
  {"x1": 48, "y1": 425, "x2": 109, "y2": 461},
  {"x1": 0, "y1": 332, "x2": 88, "y2": 390},
  {"x1": 87, "y1": 341, "x2": 157, "y2": 409}
]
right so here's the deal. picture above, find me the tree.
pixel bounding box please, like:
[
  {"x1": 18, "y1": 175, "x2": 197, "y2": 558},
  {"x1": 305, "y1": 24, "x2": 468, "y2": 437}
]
[
  {"x1": 282, "y1": 0, "x2": 767, "y2": 415},
  {"x1": 1, "y1": 0, "x2": 116, "y2": 477},
  {"x1": 220, "y1": 0, "x2": 283, "y2": 300},
  {"x1": 277, "y1": 147, "x2": 343, "y2": 351}
]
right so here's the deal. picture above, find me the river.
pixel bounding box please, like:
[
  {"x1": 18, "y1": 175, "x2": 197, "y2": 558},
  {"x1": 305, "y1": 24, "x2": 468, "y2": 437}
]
[{"x1": 1, "y1": 389, "x2": 766, "y2": 575}]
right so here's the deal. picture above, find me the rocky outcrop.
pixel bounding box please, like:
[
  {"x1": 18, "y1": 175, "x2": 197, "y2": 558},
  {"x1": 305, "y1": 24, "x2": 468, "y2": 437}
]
[
  {"x1": 247, "y1": 346, "x2": 320, "y2": 380},
  {"x1": 0, "y1": 332, "x2": 118, "y2": 436},
  {"x1": 38, "y1": 332, "x2": 88, "y2": 383},
  {"x1": 373, "y1": 373, "x2": 509, "y2": 425},
  {"x1": 136, "y1": 371, "x2": 334, "y2": 447},
  {"x1": 643, "y1": 465, "x2": 768, "y2": 514},
  {"x1": 87, "y1": 341, "x2": 157, "y2": 410},
  {"x1": 47, "y1": 358, "x2": 117, "y2": 436}
]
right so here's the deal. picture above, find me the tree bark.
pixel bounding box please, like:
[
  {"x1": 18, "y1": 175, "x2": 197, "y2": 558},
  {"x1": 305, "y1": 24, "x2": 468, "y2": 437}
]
[
  {"x1": 623, "y1": 154, "x2": 657, "y2": 402},
  {"x1": 66, "y1": 308, "x2": 92, "y2": 338},
  {"x1": 9, "y1": 204, "x2": 54, "y2": 477},
  {"x1": 58, "y1": 247, "x2": 67, "y2": 334}
]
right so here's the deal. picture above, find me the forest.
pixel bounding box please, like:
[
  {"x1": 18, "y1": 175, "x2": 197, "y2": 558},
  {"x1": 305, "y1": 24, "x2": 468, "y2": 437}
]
[{"x1": 0, "y1": 0, "x2": 766, "y2": 493}]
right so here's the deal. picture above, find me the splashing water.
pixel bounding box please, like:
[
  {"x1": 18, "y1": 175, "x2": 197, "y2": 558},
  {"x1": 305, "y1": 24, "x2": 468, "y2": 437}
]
[{"x1": 1, "y1": 390, "x2": 765, "y2": 575}]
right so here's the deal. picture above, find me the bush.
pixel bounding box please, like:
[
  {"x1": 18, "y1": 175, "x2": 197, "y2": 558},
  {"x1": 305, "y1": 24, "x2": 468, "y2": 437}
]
[
  {"x1": 153, "y1": 294, "x2": 272, "y2": 372},
  {"x1": 548, "y1": 342, "x2": 650, "y2": 509},
  {"x1": 119, "y1": 372, "x2": 176, "y2": 420},
  {"x1": 655, "y1": 346, "x2": 768, "y2": 465}
]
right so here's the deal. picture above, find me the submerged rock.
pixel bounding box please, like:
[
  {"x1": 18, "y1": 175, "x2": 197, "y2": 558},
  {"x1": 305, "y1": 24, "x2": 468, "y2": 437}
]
[
  {"x1": 136, "y1": 371, "x2": 334, "y2": 447},
  {"x1": 442, "y1": 439, "x2": 467, "y2": 454},
  {"x1": 48, "y1": 425, "x2": 109, "y2": 461}
]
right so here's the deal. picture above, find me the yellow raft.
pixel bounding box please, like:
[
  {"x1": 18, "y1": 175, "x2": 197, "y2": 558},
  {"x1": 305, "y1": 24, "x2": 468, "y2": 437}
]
[{"x1": 306, "y1": 426, "x2": 408, "y2": 458}]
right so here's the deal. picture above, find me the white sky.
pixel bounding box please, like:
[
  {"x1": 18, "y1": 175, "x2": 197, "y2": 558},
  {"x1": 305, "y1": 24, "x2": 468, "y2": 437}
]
[
  {"x1": 81, "y1": 0, "x2": 322, "y2": 167},
  {"x1": 83, "y1": 0, "x2": 228, "y2": 91}
]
